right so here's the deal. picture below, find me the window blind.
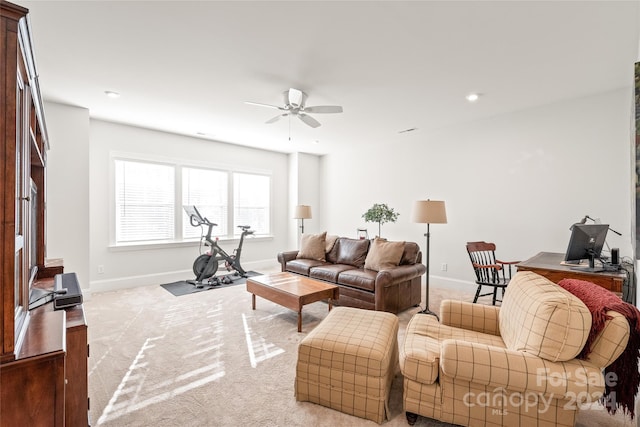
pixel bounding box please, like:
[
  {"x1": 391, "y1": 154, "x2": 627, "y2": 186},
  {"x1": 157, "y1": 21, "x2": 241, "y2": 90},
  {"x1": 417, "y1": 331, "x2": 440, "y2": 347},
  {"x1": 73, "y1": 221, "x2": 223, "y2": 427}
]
[
  {"x1": 233, "y1": 172, "x2": 270, "y2": 235},
  {"x1": 115, "y1": 160, "x2": 175, "y2": 243},
  {"x1": 182, "y1": 167, "x2": 228, "y2": 238}
]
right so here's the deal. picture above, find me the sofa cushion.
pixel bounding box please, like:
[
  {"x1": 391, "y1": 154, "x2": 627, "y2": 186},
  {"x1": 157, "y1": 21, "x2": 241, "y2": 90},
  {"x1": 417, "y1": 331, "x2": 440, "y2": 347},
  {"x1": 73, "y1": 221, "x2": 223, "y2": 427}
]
[
  {"x1": 297, "y1": 232, "x2": 327, "y2": 261},
  {"x1": 364, "y1": 238, "x2": 405, "y2": 271},
  {"x1": 499, "y1": 271, "x2": 592, "y2": 362},
  {"x1": 286, "y1": 259, "x2": 328, "y2": 275},
  {"x1": 310, "y1": 264, "x2": 357, "y2": 283},
  {"x1": 337, "y1": 269, "x2": 377, "y2": 292},
  {"x1": 336, "y1": 238, "x2": 370, "y2": 268},
  {"x1": 400, "y1": 242, "x2": 420, "y2": 265}
]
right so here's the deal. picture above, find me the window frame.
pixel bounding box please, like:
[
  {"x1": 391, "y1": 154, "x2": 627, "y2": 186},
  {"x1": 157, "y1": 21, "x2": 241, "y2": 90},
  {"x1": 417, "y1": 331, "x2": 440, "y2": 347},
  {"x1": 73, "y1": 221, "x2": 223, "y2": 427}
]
[{"x1": 109, "y1": 152, "x2": 273, "y2": 249}]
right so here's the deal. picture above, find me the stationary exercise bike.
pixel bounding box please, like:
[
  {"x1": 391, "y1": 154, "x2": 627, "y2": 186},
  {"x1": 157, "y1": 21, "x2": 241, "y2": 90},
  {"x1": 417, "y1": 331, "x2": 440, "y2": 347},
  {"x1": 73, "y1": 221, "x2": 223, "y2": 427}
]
[{"x1": 183, "y1": 205, "x2": 254, "y2": 287}]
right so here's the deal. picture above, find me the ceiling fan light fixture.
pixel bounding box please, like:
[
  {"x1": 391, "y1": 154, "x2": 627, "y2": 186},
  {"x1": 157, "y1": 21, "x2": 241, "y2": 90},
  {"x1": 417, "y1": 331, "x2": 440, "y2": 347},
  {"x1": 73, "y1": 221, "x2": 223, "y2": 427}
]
[{"x1": 248, "y1": 88, "x2": 343, "y2": 128}]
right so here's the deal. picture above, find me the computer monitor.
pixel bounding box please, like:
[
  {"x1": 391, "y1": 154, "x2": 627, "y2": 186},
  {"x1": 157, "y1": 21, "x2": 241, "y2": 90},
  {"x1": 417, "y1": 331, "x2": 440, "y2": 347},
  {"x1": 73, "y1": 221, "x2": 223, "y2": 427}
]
[{"x1": 564, "y1": 223, "x2": 609, "y2": 272}]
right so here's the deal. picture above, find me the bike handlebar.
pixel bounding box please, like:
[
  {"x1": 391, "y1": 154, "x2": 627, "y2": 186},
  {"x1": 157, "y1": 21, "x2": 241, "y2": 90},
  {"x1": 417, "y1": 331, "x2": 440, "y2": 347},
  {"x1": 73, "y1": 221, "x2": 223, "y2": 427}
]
[
  {"x1": 190, "y1": 214, "x2": 217, "y2": 228},
  {"x1": 189, "y1": 215, "x2": 253, "y2": 235}
]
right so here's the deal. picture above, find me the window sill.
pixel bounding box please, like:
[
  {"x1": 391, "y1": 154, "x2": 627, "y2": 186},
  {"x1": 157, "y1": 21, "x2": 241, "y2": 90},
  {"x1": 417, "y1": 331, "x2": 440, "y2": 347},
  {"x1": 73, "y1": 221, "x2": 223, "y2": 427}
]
[{"x1": 108, "y1": 235, "x2": 274, "y2": 252}]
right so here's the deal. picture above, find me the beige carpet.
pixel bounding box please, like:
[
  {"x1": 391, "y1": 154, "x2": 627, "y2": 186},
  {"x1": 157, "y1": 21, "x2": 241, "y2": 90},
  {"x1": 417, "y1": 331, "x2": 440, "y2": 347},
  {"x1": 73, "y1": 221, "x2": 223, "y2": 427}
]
[{"x1": 85, "y1": 274, "x2": 636, "y2": 426}]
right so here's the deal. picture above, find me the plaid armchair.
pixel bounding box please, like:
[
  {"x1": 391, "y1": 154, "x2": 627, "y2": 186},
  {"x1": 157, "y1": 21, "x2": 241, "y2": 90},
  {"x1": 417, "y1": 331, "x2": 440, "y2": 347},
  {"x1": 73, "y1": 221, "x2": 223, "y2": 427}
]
[{"x1": 400, "y1": 271, "x2": 630, "y2": 426}]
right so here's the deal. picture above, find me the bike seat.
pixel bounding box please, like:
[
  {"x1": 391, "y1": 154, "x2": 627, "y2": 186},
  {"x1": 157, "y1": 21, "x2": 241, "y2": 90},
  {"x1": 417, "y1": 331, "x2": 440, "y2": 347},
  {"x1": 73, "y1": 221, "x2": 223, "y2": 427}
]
[{"x1": 237, "y1": 225, "x2": 251, "y2": 231}]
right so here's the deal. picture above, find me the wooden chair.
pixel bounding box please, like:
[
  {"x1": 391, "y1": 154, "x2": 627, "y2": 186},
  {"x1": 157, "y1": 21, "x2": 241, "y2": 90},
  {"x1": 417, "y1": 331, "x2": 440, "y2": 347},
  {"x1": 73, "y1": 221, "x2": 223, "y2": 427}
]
[{"x1": 466, "y1": 241, "x2": 519, "y2": 305}]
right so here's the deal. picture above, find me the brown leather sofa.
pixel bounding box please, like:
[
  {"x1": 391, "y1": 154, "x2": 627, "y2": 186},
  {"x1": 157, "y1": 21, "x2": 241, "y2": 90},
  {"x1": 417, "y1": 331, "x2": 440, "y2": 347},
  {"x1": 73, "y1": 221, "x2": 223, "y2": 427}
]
[{"x1": 277, "y1": 237, "x2": 425, "y2": 313}]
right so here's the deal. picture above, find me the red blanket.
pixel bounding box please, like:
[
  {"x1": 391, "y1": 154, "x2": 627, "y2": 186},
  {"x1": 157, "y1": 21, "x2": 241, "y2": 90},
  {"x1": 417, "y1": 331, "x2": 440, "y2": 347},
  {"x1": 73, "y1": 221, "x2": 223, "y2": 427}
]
[{"x1": 558, "y1": 278, "x2": 640, "y2": 418}]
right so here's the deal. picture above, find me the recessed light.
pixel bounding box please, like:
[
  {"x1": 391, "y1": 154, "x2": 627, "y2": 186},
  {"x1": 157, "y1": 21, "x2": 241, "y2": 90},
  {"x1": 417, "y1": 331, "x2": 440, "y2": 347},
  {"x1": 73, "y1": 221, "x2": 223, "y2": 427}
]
[
  {"x1": 466, "y1": 93, "x2": 480, "y2": 102},
  {"x1": 313, "y1": 140, "x2": 320, "y2": 144},
  {"x1": 104, "y1": 90, "x2": 120, "y2": 98}
]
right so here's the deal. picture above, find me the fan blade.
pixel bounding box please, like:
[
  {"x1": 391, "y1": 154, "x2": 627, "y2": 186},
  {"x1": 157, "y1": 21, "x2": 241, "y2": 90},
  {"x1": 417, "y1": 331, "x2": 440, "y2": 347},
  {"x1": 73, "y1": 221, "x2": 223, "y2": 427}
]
[
  {"x1": 265, "y1": 114, "x2": 286, "y2": 124},
  {"x1": 303, "y1": 105, "x2": 343, "y2": 114},
  {"x1": 298, "y1": 113, "x2": 321, "y2": 128},
  {"x1": 245, "y1": 101, "x2": 285, "y2": 111},
  {"x1": 288, "y1": 88, "x2": 304, "y2": 108}
]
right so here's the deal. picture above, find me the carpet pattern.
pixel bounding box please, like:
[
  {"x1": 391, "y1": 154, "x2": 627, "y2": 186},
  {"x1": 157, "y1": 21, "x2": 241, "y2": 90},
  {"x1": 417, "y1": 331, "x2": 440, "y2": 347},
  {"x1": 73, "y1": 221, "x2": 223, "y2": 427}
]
[
  {"x1": 160, "y1": 271, "x2": 262, "y2": 296},
  {"x1": 85, "y1": 273, "x2": 636, "y2": 426}
]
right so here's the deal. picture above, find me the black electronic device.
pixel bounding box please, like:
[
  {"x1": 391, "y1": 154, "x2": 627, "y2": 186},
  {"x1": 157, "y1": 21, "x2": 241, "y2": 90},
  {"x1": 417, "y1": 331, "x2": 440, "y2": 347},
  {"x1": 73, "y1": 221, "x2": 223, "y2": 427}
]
[
  {"x1": 53, "y1": 272, "x2": 83, "y2": 310},
  {"x1": 564, "y1": 224, "x2": 609, "y2": 272},
  {"x1": 29, "y1": 287, "x2": 54, "y2": 310},
  {"x1": 611, "y1": 247, "x2": 620, "y2": 265}
]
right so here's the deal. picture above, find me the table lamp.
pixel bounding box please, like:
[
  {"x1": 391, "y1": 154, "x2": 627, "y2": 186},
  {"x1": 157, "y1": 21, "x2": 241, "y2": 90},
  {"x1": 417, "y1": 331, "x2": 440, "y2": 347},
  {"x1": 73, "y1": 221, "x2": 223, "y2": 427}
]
[{"x1": 294, "y1": 205, "x2": 312, "y2": 234}]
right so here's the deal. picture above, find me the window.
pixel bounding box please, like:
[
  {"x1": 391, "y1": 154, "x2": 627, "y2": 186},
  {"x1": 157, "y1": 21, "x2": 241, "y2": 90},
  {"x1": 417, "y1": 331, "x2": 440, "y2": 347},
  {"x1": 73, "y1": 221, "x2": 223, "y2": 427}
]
[
  {"x1": 234, "y1": 173, "x2": 270, "y2": 235},
  {"x1": 115, "y1": 160, "x2": 175, "y2": 243},
  {"x1": 113, "y1": 156, "x2": 271, "y2": 245},
  {"x1": 182, "y1": 167, "x2": 228, "y2": 238}
]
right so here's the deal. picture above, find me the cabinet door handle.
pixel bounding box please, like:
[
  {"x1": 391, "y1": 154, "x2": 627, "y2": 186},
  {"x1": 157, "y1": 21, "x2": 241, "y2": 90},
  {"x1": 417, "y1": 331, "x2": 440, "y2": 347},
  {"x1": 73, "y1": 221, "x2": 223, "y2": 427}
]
[{"x1": 21, "y1": 196, "x2": 30, "y2": 202}]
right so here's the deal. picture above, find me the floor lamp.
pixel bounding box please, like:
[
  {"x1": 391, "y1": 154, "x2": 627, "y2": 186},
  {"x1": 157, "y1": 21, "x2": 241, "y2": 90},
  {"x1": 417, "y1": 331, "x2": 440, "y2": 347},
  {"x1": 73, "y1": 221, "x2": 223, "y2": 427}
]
[
  {"x1": 294, "y1": 204, "x2": 312, "y2": 237},
  {"x1": 412, "y1": 199, "x2": 447, "y2": 318}
]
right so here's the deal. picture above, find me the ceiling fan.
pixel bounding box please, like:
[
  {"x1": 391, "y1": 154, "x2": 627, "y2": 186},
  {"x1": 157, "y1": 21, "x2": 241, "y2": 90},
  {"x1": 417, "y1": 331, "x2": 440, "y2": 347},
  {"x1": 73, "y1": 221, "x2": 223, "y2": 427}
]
[{"x1": 245, "y1": 88, "x2": 343, "y2": 128}]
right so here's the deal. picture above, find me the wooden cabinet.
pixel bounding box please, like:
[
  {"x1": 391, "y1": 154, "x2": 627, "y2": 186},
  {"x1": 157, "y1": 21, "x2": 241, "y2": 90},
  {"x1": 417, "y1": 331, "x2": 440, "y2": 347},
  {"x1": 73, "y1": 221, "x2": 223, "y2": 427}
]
[
  {"x1": 0, "y1": 2, "x2": 89, "y2": 425},
  {"x1": 0, "y1": 310, "x2": 66, "y2": 427}
]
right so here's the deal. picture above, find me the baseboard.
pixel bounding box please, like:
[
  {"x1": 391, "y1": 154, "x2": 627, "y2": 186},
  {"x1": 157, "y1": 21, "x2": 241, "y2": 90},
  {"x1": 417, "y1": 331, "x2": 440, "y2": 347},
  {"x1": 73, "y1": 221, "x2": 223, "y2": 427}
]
[
  {"x1": 88, "y1": 265, "x2": 476, "y2": 295},
  {"x1": 89, "y1": 259, "x2": 279, "y2": 294},
  {"x1": 430, "y1": 275, "x2": 477, "y2": 294}
]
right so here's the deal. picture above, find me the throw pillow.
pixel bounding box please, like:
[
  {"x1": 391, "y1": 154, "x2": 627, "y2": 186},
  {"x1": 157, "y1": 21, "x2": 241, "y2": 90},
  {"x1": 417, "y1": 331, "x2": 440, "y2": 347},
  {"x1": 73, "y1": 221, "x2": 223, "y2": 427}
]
[
  {"x1": 297, "y1": 232, "x2": 327, "y2": 261},
  {"x1": 364, "y1": 238, "x2": 405, "y2": 271},
  {"x1": 325, "y1": 234, "x2": 339, "y2": 253}
]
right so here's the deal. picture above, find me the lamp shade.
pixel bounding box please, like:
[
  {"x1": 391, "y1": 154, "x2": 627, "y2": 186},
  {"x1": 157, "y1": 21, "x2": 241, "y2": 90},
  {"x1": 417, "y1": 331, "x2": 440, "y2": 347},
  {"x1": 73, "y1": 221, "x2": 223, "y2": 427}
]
[
  {"x1": 412, "y1": 200, "x2": 447, "y2": 224},
  {"x1": 294, "y1": 205, "x2": 312, "y2": 219}
]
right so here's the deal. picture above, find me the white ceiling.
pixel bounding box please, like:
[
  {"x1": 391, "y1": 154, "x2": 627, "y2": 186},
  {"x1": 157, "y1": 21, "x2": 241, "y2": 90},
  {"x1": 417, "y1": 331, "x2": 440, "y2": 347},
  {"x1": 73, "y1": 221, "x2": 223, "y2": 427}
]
[{"x1": 19, "y1": 0, "x2": 640, "y2": 155}]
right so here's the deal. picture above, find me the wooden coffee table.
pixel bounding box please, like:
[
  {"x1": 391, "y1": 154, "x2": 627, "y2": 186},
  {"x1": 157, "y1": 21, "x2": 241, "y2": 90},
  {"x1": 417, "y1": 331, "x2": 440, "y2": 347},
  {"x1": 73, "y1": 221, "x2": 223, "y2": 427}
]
[{"x1": 246, "y1": 272, "x2": 339, "y2": 332}]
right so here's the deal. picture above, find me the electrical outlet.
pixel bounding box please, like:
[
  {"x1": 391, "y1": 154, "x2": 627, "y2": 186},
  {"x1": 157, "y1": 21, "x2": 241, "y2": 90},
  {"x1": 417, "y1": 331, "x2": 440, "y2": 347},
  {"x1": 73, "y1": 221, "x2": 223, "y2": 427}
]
[
  {"x1": 97, "y1": 265, "x2": 104, "y2": 274},
  {"x1": 441, "y1": 263, "x2": 447, "y2": 272}
]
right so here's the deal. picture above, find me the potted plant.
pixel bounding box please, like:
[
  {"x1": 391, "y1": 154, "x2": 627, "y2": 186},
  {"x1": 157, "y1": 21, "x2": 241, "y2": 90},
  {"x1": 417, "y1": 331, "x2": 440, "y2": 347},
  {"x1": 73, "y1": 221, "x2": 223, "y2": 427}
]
[{"x1": 362, "y1": 203, "x2": 399, "y2": 238}]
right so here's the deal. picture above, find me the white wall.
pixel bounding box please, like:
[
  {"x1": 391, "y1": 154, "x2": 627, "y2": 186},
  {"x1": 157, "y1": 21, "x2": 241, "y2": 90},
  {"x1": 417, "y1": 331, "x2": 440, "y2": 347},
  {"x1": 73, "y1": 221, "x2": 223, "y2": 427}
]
[
  {"x1": 44, "y1": 102, "x2": 90, "y2": 291},
  {"x1": 288, "y1": 152, "x2": 321, "y2": 249},
  {"x1": 88, "y1": 120, "x2": 290, "y2": 292},
  {"x1": 320, "y1": 88, "x2": 634, "y2": 294}
]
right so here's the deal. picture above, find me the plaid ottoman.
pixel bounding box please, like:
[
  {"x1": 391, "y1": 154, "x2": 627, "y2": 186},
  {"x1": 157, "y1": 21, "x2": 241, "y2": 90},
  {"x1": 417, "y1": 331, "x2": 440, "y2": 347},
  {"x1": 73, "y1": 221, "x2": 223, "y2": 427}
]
[{"x1": 295, "y1": 306, "x2": 399, "y2": 424}]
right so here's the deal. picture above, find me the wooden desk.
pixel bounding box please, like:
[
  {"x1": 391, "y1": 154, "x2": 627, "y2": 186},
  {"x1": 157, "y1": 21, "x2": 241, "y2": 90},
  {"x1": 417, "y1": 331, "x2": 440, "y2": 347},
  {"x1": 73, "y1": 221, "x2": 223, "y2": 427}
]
[{"x1": 517, "y1": 252, "x2": 625, "y2": 294}]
